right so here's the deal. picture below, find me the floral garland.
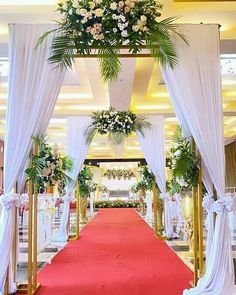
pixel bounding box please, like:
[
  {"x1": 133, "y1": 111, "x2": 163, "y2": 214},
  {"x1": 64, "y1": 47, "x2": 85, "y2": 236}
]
[
  {"x1": 85, "y1": 107, "x2": 150, "y2": 144},
  {"x1": 38, "y1": 0, "x2": 186, "y2": 81},
  {"x1": 25, "y1": 136, "x2": 73, "y2": 192},
  {"x1": 167, "y1": 127, "x2": 199, "y2": 195},
  {"x1": 103, "y1": 169, "x2": 135, "y2": 180}
]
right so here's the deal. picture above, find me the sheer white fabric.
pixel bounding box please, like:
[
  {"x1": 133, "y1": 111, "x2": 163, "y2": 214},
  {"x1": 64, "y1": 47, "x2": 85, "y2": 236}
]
[
  {"x1": 53, "y1": 116, "x2": 91, "y2": 242},
  {"x1": 145, "y1": 191, "x2": 153, "y2": 222},
  {"x1": 0, "y1": 24, "x2": 65, "y2": 294},
  {"x1": 161, "y1": 24, "x2": 235, "y2": 295},
  {"x1": 137, "y1": 115, "x2": 173, "y2": 237}
]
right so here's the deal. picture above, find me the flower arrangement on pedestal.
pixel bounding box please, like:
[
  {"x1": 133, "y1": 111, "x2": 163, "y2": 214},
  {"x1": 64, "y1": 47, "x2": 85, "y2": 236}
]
[
  {"x1": 38, "y1": 0, "x2": 186, "y2": 81},
  {"x1": 104, "y1": 169, "x2": 135, "y2": 180},
  {"x1": 167, "y1": 127, "x2": 199, "y2": 195},
  {"x1": 25, "y1": 136, "x2": 73, "y2": 192},
  {"x1": 85, "y1": 107, "x2": 150, "y2": 144}
]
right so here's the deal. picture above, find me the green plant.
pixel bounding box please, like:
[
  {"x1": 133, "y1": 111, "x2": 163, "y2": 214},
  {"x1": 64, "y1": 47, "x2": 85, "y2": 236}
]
[
  {"x1": 167, "y1": 127, "x2": 199, "y2": 195},
  {"x1": 97, "y1": 184, "x2": 109, "y2": 193},
  {"x1": 37, "y1": 0, "x2": 187, "y2": 82},
  {"x1": 94, "y1": 200, "x2": 140, "y2": 208},
  {"x1": 103, "y1": 168, "x2": 135, "y2": 180},
  {"x1": 78, "y1": 166, "x2": 98, "y2": 197},
  {"x1": 25, "y1": 136, "x2": 73, "y2": 192},
  {"x1": 85, "y1": 107, "x2": 150, "y2": 144}
]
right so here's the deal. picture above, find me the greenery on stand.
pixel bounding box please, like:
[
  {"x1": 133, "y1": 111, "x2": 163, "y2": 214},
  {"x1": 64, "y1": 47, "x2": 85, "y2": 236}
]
[
  {"x1": 94, "y1": 200, "x2": 140, "y2": 208},
  {"x1": 103, "y1": 168, "x2": 135, "y2": 180},
  {"x1": 167, "y1": 127, "x2": 199, "y2": 195},
  {"x1": 131, "y1": 165, "x2": 156, "y2": 193},
  {"x1": 78, "y1": 166, "x2": 97, "y2": 197},
  {"x1": 38, "y1": 0, "x2": 186, "y2": 82},
  {"x1": 85, "y1": 108, "x2": 150, "y2": 144},
  {"x1": 25, "y1": 136, "x2": 73, "y2": 192}
]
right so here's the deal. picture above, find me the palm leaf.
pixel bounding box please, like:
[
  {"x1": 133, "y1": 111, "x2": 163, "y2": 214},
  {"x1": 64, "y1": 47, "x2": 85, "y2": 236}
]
[
  {"x1": 48, "y1": 34, "x2": 75, "y2": 69},
  {"x1": 97, "y1": 46, "x2": 122, "y2": 82}
]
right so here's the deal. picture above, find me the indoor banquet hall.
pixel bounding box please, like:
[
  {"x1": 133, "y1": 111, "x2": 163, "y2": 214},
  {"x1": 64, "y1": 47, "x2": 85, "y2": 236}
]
[{"x1": 0, "y1": 0, "x2": 236, "y2": 294}]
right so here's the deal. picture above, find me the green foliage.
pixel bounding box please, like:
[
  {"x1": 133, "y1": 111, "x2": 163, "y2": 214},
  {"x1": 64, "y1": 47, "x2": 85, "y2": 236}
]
[
  {"x1": 167, "y1": 127, "x2": 199, "y2": 195},
  {"x1": 78, "y1": 166, "x2": 97, "y2": 197},
  {"x1": 103, "y1": 169, "x2": 135, "y2": 180},
  {"x1": 97, "y1": 184, "x2": 109, "y2": 194},
  {"x1": 37, "y1": 0, "x2": 187, "y2": 82},
  {"x1": 85, "y1": 107, "x2": 151, "y2": 144},
  {"x1": 25, "y1": 136, "x2": 73, "y2": 192},
  {"x1": 94, "y1": 200, "x2": 140, "y2": 208},
  {"x1": 131, "y1": 165, "x2": 156, "y2": 193}
]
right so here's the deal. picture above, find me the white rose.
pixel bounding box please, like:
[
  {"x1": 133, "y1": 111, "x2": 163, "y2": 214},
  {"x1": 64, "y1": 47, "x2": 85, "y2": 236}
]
[
  {"x1": 94, "y1": 8, "x2": 104, "y2": 17},
  {"x1": 72, "y1": 0, "x2": 78, "y2": 8},
  {"x1": 140, "y1": 15, "x2": 147, "y2": 22},
  {"x1": 113, "y1": 28, "x2": 118, "y2": 33},
  {"x1": 132, "y1": 25, "x2": 139, "y2": 32},
  {"x1": 110, "y1": 2, "x2": 117, "y2": 10},
  {"x1": 96, "y1": 0, "x2": 102, "y2": 3},
  {"x1": 89, "y1": 1, "x2": 96, "y2": 9},
  {"x1": 80, "y1": 8, "x2": 88, "y2": 16},
  {"x1": 125, "y1": 0, "x2": 130, "y2": 5},
  {"x1": 62, "y1": 3, "x2": 68, "y2": 10},
  {"x1": 121, "y1": 30, "x2": 128, "y2": 37},
  {"x1": 118, "y1": 1, "x2": 125, "y2": 8},
  {"x1": 68, "y1": 8, "x2": 73, "y2": 15},
  {"x1": 81, "y1": 17, "x2": 88, "y2": 23},
  {"x1": 112, "y1": 14, "x2": 117, "y2": 20}
]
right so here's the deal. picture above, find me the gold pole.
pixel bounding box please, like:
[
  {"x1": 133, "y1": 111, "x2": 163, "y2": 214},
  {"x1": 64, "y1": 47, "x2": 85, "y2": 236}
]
[
  {"x1": 152, "y1": 184, "x2": 158, "y2": 236},
  {"x1": 4, "y1": 266, "x2": 9, "y2": 295},
  {"x1": 197, "y1": 154, "x2": 204, "y2": 276},
  {"x1": 12, "y1": 206, "x2": 18, "y2": 282},
  {"x1": 192, "y1": 139, "x2": 199, "y2": 286},
  {"x1": 27, "y1": 180, "x2": 33, "y2": 295},
  {"x1": 76, "y1": 181, "x2": 80, "y2": 239},
  {"x1": 32, "y1": 143, "x2": 39, "y2": 292}
]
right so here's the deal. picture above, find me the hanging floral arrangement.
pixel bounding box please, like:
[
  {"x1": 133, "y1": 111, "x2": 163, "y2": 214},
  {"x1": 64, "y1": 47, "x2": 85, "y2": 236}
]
[
  {"x1": 167, "y1": 127, "x2": 199, "y2": 195},
  {"x1": 37, "y1": 0, "x2": 186, "y2": 82},
  {"x1": 85, "y1": 107, "x2": 150, "y2": 144},
  {"x1": 25, "y1": 136, "x2": 73, "y2": 192},
  {"x1": 104, "y1": 169, "x2": 135, "y2": 180}
]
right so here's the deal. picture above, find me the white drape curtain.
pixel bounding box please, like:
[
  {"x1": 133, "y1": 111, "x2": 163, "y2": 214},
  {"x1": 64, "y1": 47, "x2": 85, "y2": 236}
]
[
  {"x1": 161, "y1": 24, "x2": 235, "y2": 295},
  {"x1": 137, "y1": 115, "x2": 173, "y2": 237},
  {"x1": 53, "y1": 116, "x2": 92, "y2": 242},
  {"x1": 0, "y1": 24, "x2": 65, "y2": 294}
]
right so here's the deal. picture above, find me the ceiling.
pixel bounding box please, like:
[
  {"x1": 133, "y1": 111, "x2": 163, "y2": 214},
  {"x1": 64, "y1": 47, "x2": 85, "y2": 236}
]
[{"x1": 0, "y1": 0, "x2": 236, "y2": 159}]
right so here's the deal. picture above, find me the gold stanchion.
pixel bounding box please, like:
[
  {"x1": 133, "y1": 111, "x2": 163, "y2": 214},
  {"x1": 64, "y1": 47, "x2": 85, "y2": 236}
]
[
  {"x1": 192, "y1": 139, "x2": 199, "y2": 286},
  {"x1": 152, "y1": 184, "x2": 166, "y2": 239},
  {"x1": 152, "y1": 184, "x2": 158, "y2": 236},
  {"x1": 76, "y1": 181, "x2": 80, "y2": 239},
  {"x1": 32, "y1": 142, "x2": 40, "y2": 292},
  {"x1": 27, "y1": 179, "x2": 33, "y2": 295},
  {"x1": 197, "y1": 155, "x2": 204, "y2": 276},
  {"x1": 12, "y1": 206, "x2": 18, "y2": 283}
]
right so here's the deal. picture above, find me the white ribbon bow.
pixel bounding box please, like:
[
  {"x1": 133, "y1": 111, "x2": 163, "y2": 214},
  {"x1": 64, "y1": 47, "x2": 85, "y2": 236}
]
[{"x1": 0, "y1": 193, "x2": 20, "y2": 210}]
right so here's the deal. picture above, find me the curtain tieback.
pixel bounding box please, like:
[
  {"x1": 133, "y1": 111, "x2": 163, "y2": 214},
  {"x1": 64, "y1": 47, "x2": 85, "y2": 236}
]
[
  {"x1": 202, "y1": 195, "x2": 215, "y2": 212},
  {"x1": 0, "y1": 193, "x2": 20, "y2": 210},
  {"x1": 211, "y1": 197, "x2": 233, "y2": 213}
]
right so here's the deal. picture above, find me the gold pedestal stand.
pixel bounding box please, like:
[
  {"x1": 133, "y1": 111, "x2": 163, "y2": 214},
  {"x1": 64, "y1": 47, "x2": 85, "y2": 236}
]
[
  {"x1": 68, "y1": 181, "x2": 80, "y2": 240},
  {"x1": 17, "y1": 144, "x2": 40, "y2": 295},
  {"x1": 191, "y1": 140, "x2": 205, "y2": 287},
  {"x1": 152, "y1": 184, "x2": 166, "y2": 240}
]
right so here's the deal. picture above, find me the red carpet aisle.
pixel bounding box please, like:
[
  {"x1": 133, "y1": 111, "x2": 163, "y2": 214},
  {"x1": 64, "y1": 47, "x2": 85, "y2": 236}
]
[{"x1": 37, "y1": 209, "x2": 192, "y2": 295}]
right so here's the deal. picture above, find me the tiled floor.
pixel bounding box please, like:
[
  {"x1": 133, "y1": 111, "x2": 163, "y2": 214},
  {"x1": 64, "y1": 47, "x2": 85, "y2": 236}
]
[
  {"x1": 17, "y1": 208, "x2": 94, "y2": 284},
  {"x1": 143, "y1": 212, "x2": 236, "y2": 283}
]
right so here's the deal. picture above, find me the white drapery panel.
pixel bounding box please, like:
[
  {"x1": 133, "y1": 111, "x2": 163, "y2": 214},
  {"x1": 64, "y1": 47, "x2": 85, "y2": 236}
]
[
  {"x1": 161, "y1": 24, "x2": 235, "y2": 295},
  {"x1": 137, "y1": 115, "x2": 173, "y2": 237},
  {"x1": 0, "y1": 24, "x2": 65, "y2": 295},
  {"x1": 53, "y1": 116, "x2": 92, "y2": 242}
]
